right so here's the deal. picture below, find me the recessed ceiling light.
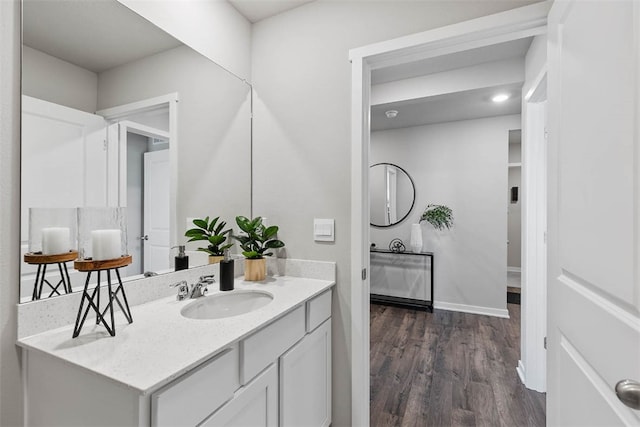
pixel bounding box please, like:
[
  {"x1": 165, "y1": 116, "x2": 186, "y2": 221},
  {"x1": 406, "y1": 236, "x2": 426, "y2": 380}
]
[
  {"x1": 385, "y1": 110, "x2": 399, "y2": 118},
  {"x1": 492, "y1": 94, "x2": 510, "y2": 103}
]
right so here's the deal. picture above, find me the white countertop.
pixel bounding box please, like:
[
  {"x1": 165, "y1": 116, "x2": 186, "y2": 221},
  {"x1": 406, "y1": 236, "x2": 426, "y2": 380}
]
[{"x1": 17, "y1": 276, "x2": 334, "y2": 394}]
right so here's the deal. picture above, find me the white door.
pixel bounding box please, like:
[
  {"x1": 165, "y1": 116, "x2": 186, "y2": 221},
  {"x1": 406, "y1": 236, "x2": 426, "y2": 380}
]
[
  {"x1": 547, "y1": 1, "x2": 640, "y2": 425},
  {"x1": 143, "y1": 149, "x2": 170, "y2": 272},
  {"x1": 20, "y1": 96, "x2": 107, "y2": 298}
]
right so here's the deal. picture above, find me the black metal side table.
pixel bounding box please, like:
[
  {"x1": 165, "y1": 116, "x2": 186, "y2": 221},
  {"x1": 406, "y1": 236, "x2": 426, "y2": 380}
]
[
  {"x1": 24, "y1": 251, "x2": 77, "y2": 300},
  {"x1": 72, "y1": 255, "x2": 133, "y2": 338}
]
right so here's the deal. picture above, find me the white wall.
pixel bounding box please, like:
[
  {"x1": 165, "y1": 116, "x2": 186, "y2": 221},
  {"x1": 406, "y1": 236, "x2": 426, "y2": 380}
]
[
  {"x1": 0, "y1": 0, "x2": 23, "y2": 425},
  {"x1": 251, "y1": 2, "x2": 540, "y2": 423},
  {"x1": 98, "y1": 45, "x2": 252, "y2": 244},
  {"x1": 22, "y1": 46, "x2": 98, "y2": 113},
  {"x1": 117, "y1": 0, "x2": 252, "y2": 81},
  {"x1": 370, "y1": 115, "x2": 519, "y2": 313}
]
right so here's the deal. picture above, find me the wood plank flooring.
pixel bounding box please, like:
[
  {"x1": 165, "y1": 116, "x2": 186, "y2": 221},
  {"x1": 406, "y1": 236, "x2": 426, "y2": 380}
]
[{"x1": 370, "y1": 304, "x2": 545, "y2": 426}]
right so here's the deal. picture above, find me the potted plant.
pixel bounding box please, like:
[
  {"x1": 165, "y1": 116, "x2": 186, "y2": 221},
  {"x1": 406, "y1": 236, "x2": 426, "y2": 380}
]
[
  {"x1": 185, "y1": 216, "x2": 233, "y2": 264},
  {"x1": 233, "y1": 216, "x2": 285, "y2": 281},
  {"x1": 410, "y1": 204, "x2": 453, "y2": 253},
  {"x1": 419, "y1": 204, "x2": 454, "y2": 230}
]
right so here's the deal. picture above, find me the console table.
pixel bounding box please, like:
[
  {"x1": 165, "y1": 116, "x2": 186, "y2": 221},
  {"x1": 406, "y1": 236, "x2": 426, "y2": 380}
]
[{"x1": 369, "y1": 248, "x2": 434, "y2": 311}]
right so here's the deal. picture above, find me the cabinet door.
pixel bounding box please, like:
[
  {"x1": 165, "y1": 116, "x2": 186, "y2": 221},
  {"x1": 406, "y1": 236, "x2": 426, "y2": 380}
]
[
  {"x1": 280, "y1": 319, "x2": 331, "y2": 427},
  {"x1": 200, "y1": 363, "x2": 278, "y2": 427}
]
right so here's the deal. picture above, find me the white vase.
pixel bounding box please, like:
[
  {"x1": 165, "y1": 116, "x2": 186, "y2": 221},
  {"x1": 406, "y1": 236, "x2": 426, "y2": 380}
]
[{"x1": 410, "y1": 223, "x2": 423, "y2": 253}]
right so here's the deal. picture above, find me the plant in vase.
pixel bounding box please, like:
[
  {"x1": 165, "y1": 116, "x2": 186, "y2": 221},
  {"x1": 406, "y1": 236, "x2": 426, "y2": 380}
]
[
  {"x1": 420, "y1": 204, "x2": 454, "y2": 230},
  {"x1": 185, "y1": 216, "x2": 233, "y2": 264},
  {"x1": 411, "y1": 204, "x2": 453, "y2": 253},
  {"x1": 233, "y1": 216, "x2": 285, "y2": 281}
]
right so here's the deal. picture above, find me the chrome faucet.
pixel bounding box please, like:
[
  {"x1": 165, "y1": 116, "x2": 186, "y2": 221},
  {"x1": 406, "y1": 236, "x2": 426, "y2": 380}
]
[
  {"x1": 170, "y1": 280, "x2": 189, "y2": 301},
  {"x1": 170, "y1": 275, "x2": 215, "y2": 300},
  {"x1": 189, "y1": 275, "x2": 215, "y2": 298}
]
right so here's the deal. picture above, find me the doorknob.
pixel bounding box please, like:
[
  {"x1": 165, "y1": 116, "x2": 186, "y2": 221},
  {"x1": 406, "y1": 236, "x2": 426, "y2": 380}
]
[
  {"x1": 615, "y1": 379, "x2": 640, "y2": 410},
  {"x1": 139, "y1": 235, "x2": 149, "y2": 241}
]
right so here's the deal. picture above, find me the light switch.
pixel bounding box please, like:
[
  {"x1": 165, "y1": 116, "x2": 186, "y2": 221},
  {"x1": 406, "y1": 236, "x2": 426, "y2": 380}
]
[{"x1": 314, "y1": 218, "x2": 335, "y2": 242}]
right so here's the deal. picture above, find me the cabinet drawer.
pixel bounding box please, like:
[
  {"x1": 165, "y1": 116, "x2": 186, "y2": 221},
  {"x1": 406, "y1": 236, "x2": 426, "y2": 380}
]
[
  {"x1": 151, "y1": 344, "x2": 240, "y2": 427},
  {"x1": 240, "y1": 305, "x2": 305, "y2": 384},
  {"x1": 306, "y1": 289, "x2": 332, "y2": 333}
]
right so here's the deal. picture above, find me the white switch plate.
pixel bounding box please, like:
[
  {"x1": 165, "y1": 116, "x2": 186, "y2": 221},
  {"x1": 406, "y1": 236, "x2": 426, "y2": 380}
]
[{"x1": 314, "y1": 218, "x2": 335, "y2": 242}]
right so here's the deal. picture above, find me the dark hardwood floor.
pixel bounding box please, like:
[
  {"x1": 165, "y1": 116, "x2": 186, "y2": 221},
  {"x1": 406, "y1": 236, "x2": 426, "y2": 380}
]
[{"x1": 370, "y1": 303, "x2": 545, "y2": 426}]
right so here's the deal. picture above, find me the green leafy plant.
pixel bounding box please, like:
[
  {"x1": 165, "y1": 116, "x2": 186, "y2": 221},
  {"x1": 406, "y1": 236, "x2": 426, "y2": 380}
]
[
  {"x1": 185, "y1": 216, "x2": 233, "y2": 256},
  {"x1": 419, "y1": 204, "x2": 453, "y2": 230},
  {"x1": 233, "y1": 216, "x2": 285, "y2": 259}
]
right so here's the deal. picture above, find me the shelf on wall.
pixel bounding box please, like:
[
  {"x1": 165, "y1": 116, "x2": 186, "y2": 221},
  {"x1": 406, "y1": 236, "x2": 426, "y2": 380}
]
[{"x1": 508, "y1": 162, "x2": 522, "y2": 168}]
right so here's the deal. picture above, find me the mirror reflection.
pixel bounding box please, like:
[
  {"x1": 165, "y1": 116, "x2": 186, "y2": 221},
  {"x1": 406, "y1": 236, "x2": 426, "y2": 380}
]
[
  {"x1": 369, "y1": 163, "x2": 415, "y2": 227},
  {"x1": 20, "y1": 0, "x2": 251, "y2": 302}
]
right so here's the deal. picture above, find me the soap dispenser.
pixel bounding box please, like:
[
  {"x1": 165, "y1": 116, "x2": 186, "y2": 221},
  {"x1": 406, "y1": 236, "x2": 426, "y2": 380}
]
[
  {"x1": 174, "y1": 245, "x2": 189, "y2": 271},
  {"x1": 220, "y1": 249, "x2": 234, "y2": 291}
]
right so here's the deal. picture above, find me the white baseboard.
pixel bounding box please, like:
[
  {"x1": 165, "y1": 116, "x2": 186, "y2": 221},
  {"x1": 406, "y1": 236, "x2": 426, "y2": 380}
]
[
  {"x1": 507, "y1": 266, "x2": 522, "y2": 273},
  {"x1": 517, "y1": 360, "x2": 526, "y2": 385},
  {"x1": 433, "y1": 301, "x2": 510, "y2": 318}
]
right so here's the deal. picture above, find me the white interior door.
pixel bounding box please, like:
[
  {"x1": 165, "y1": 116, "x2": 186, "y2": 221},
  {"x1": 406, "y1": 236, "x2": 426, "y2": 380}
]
[
  {"x1": 143, "y1": 149, "x2": 170, "y2": 273},
  {"x1": 547, "y1": 1, "x2": 640, "y2": 425},
  {"x1": 20, "y1": 96, "x2": 107, "y2": 298}
]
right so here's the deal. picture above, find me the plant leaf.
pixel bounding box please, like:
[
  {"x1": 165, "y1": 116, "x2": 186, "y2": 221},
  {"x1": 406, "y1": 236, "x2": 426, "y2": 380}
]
[
  {"x1": 208, "y1": 235, "x2": 225, "y2": 246},
  {"x1": 242, "y1": 250, "x2": 260, "y2": 259},
  {"x1": 236, "y1": 216, "x2": 251, "y2": 233},
  {"x1": 263, "y1": 226, "x2": 278, "y2": 239},
  {"x1": 265, "y1": 239, "x2": 284, "y2": 249},
  {"x1": 185, "y1": 228, "x2": 207, "y2": 237},
  {"x1": 193, "y1": 218, "x2": 208, "y2": 230},
  {"x1": 207, "y1": 216, "x2": 219, "y2": 232}
]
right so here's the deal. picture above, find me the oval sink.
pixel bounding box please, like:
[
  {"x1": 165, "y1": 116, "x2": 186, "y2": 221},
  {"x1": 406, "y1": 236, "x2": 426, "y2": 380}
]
[{"x1": 181, "y1": 290, "x2": 274, "y2": 320}]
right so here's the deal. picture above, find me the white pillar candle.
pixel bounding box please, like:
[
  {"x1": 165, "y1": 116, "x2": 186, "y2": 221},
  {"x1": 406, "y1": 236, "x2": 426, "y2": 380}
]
[
  {"x1": 91, "y1": 229, "x2": 121, "y2": 261},
  {"x1": 41, "y1": 227, "x2": 70, "y2": 255}
]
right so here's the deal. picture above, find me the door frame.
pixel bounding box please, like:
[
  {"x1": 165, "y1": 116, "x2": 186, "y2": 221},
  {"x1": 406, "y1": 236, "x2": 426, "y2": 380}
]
[
  {"x1": 96, "y1": 93, "x2": 178, "y2": 251},
  {"x1": 348, "y1": 4, "x2": 549, "y2": 424},
  {"x1": 519, "y1": 69, "x2": 548, "y2": 392}
]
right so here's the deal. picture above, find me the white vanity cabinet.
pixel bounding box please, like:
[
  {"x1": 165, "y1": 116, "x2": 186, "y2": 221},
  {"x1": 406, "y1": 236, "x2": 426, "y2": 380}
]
[{"x1": 22, "y1": 287, "x2": 333, "y2": 427}]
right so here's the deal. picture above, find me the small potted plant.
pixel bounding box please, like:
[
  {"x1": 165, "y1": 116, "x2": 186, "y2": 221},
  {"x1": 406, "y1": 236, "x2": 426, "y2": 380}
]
[
  {"x1": 233, "y1": 216, "x2": 285, "y2": 281},
  {"x1": 420, "y1": 204, "x2": 454, "y2": 230},
  {"x1": 185, "y1": 216, "x2": 233, "y2": 264},
  {"x1": 410, "y1": 204, "x2": 453, "y2": 253}
]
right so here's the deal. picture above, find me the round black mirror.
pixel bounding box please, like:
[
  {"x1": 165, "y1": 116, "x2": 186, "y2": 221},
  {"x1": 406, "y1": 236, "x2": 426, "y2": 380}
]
[{"x1": 369, "y1": 163, "x2": 415, "y2": 227}]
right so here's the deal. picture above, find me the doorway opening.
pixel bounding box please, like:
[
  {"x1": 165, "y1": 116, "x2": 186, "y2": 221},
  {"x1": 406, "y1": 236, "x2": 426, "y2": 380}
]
[
  {"x1": 349, "y1": 4, "x2": 550, "y2": 425},
  {"x1": 97, "y1": 93, "x2": 178, "y2": 279}
]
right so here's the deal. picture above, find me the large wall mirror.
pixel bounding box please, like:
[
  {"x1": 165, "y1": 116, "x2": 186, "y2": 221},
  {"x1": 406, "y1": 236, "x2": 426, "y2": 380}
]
[
  {"x1": 19, "y1": 0, "x2": 252, "y2": 303},
  {"x1": 369, "y1": 163, "x2": 415, "y2": 227}
]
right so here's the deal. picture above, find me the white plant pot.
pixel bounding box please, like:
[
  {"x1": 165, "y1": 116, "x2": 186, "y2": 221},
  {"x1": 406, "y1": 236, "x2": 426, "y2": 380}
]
[{"x1": 410, "y1": 223, "x2": 423, "y2": 253}]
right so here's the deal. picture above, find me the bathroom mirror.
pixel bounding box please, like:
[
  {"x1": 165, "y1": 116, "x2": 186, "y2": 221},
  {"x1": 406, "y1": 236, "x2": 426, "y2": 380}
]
[
  {"x1": 369, "y1": 163, "x2": 415, "y2": 227},
  {"x1": 19, "y1": 0, "x2": 251, "y2": 303}
]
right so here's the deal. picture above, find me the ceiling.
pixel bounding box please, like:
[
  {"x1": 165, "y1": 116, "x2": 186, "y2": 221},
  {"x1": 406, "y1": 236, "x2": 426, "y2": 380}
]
[
  {"x1": 371, "y1": 38, "x2": 532, "y2": 131},
  {"x1": 371, "y1": 84, "x2": 522, "y2": 132},
  {"x1": 22, "y1": 0, "x2": 182, "y2": 73},
  {"x1": 228, "y1": 0, "x2": 315, "y2": 23}
]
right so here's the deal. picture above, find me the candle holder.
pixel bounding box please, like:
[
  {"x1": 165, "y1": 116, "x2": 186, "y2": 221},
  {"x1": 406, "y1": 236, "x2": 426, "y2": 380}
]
[
  {"x1": 73, "y1": 255, "x2": 133, "y2": 338},
  {"x1": 73, "y1": 207, "x2": 132, "y2": 338},
  {"x1": 25, "y1": 208, "x2": 77, "y2": 300}
]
